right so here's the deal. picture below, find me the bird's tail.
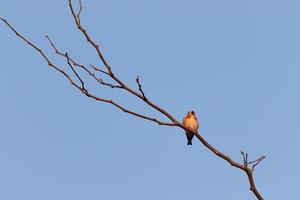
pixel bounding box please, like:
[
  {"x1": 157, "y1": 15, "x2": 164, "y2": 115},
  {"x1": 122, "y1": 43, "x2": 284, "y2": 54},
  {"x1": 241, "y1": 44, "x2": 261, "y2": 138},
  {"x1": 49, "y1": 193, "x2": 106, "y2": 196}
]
[{"x1": 185, "y1": 131, "x2": 194, "y2": 145}]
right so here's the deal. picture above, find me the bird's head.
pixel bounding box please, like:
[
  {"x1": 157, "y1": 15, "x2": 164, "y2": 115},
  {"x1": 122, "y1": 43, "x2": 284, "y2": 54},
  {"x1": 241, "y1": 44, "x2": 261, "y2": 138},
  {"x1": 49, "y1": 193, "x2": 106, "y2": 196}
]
[{"x1": 187, "y1": 110, "x2": 196, "y2": 116}]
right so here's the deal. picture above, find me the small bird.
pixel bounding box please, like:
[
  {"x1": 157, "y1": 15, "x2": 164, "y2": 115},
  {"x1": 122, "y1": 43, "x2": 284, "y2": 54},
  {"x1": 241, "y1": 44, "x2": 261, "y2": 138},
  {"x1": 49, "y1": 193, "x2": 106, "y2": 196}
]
[{"x1": 182, "y1": 110, "x2": 199, "y2": 145}]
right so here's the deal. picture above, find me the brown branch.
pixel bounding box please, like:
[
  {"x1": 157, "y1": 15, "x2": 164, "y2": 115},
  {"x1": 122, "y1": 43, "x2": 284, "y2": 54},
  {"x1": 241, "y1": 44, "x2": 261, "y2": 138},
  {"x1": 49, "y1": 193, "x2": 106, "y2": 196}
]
[
  {"x1": 65, "y1": 52, "x2": 86, "y2": 92},
  {"x1": 90, "y1": 64, "x2": 111, "y2": 76},
  {"x1": 46, "y1": 35, "x2": 121, "y2": 89},
  {"x1": 241, "y1": 151, "x2": 266, "y2": 172},
  {"x1": 1, "y1": 1, "x2": 266, "y2": 199},
  {"x1": 250, "y1": 156, "x2": 266, "y2": 171},
  {"x1": 177, "y1": 127, "x2": 265, "y2": 200},
  {"x1": 136, "y1": 76, "x2": 147, "y2": 100},
  {"x1": 77, "y1": 0, "x2": 83, "y2": 24},
  {"x1": 0, "y1": 16, "x2": 173, "y2": 127},
  {"x1": 241, "y1": 151, "x2": 248, "y2": 166},
  {"x1": 68, "y1": 0, "x2": 180, "y2": 125},
  {"x1": 68, "y1": 0, "x2": 111, "y2": 73}
]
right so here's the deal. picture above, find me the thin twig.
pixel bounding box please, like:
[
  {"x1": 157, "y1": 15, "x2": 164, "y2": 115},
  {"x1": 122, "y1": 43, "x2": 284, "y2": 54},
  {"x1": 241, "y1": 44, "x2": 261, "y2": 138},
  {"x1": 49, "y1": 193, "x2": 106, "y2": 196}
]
[
  {"x1": 68, "y1": 0, "x2": 111, "y2": 73},
  {"x1": 90, "y1": 64, "x2": 111, "y2": 76},
  {"x1": 65, "y1": 52, "x2": 86, "y2": 92},
  {"x1": 251, "y1": 156, "x2": 266, "y2": 171},
  {"x1": 241, "y1": 151, "x2": 266, "y2": 172},
  {"x1": 46, "y1": 35, "x2": 121, "y2": 89},
  {"x1": 136, "y1": 76, "x2": 147, "y2": 100},
  {"x1": 77, "y1": 0, "x2": 83, "y2": 24}
]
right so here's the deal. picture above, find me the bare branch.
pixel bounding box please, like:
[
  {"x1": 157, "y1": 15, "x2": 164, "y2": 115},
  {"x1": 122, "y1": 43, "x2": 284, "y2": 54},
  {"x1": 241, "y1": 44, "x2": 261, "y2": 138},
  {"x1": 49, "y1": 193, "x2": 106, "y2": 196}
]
[
  {"x1": 241, "y1": 151, "x2": 249, "y2": 166},
  {"x1": 68, "y1": 0, "x2": 180, "y2": 125},
  {"x1": 90, "y1": 64, "x2": 111, "y2": 76},
  {"x1": 136, "y1": 76, "x2": 147, "y2": 100},
  {"x1": 0, "y1": 16, "x2": 173, "y2": 127},
  {"x1": 250, "y1": 156, "x2": 266, "y2": 171},
  {"x1": 68, "y1": 0, "x2": 111, "y2": 73},
  {"x1": 176, "y1": 126, "x2": 264, "y2": 200},
  {"x1": 65, "y1": 52, "x2": 86, "y2": 92},
  {"x1": 77, "y1": 0, "x2": 83, "y2": 24},
  {"x1": 240, "y1": 151, "x2": 266, "y2": 172},
  {"x1": 46, "y1": 35, "x2": 121, "y2": 89},
  {"x1": 82, "y1": 92, "x2": 176, "y2": 126},
  {"x1": 0, "y1": 17, "x2": 79, "y2": 89}
]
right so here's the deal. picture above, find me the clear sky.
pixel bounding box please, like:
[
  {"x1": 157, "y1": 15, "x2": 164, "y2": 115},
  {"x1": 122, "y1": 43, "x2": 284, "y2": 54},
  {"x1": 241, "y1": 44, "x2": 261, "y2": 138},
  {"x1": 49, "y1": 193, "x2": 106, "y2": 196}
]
[{"x1": 1, "y1": 1, "x2": 299, "y2": 200}]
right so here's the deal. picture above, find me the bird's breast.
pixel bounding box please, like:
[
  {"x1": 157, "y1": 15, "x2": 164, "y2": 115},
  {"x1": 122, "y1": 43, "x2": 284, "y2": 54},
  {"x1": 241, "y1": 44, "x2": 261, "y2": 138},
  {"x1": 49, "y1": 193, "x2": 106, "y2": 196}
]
[{"x1": 183, "y1": 118, "x2": 199, "y2": 132}]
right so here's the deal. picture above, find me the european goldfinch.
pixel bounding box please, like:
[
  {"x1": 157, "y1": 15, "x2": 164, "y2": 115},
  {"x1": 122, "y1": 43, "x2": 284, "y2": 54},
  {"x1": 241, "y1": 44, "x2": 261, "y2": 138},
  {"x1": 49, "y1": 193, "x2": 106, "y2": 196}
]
[{"x1": 182, "y1": 111, "x2": 199, "y2": 145}]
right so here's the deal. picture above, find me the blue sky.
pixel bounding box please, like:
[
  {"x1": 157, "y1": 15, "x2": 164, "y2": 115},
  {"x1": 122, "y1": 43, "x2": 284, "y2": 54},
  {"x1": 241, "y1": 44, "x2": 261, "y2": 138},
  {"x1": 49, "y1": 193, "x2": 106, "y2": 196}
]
[{"x1": 1, "y1": 1, "x2": 300, "y2": 199}]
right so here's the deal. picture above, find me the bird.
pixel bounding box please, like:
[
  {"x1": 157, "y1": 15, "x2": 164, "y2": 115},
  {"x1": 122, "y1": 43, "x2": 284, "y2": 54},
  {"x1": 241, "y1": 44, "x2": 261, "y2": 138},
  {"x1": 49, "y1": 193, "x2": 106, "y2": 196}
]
[{"x1": 182, "y1": 110, "x2": 199, "y2": 145}]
